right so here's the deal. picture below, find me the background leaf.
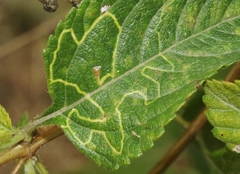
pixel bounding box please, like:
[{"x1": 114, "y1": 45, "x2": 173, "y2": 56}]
[
  {"x1": 203, "y1": 80, "x2": 240, "y2": 173},
  {"x1": 209, "y1": 148, "x2": 240, "y2": 174},
  {"x1": 203, "y1": 80, "x2": 240, "y2": 151},
  {"x1": 41, "y1": 0, "x2": 240, "y2": 169}
]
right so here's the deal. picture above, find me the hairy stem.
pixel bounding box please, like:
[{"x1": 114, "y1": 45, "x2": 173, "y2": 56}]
[{"x1": 0, "y1": 125, "x2": 63, "y2": 166}]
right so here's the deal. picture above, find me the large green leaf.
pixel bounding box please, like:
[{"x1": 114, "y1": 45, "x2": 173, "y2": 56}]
[{"x1": 41, "y1": 0, "x2": 240, "y2": 169}]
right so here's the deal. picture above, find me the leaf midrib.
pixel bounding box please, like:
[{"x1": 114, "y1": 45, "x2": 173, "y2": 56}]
[{"x1": 36, "y1": 11, "x2": 240, "y2": 126}]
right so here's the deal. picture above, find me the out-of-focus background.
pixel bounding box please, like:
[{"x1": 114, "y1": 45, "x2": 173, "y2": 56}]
[{"x1": 0, "y1": 1, "x2": 217, "y2": 173}]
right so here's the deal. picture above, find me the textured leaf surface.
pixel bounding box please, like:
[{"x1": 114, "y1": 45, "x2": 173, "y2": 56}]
[
  {"x1": 0, "y1": 105, "x2": 12, "y2": 143},
  {"x1": 42, "y1": 0, "x2": 240, "y2": 169},
  {"x1": 203, "y1": 80, "x2": 240, "y2": 152}
]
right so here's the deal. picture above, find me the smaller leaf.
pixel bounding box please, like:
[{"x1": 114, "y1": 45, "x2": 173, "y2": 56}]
[
  {"x1": 0, "y1": 105, "x2": 13, "y2": 143},
  {"x1": 24, "y1": 156, "x2": 48, "y2": 174},
  {"x1": 17, "y1": 112, "x2": 29, "y2": 129},
  {"x1": 24, "y1": 158, "x2": 37, "y2": 174},
  {"x1": 203, "y1": 80, "x2": 240, "y2": 152}
]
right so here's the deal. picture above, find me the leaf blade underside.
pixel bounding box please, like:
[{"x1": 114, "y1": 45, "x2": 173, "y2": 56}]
[{"x1": 42, "y1": 0, "x2": 240, "y2": 169}]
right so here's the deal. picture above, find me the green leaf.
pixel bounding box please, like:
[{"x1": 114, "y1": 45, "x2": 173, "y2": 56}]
[
  {"x1": 0, "y1": 105, "x2": 13, "y2": 144},
  {"x1": 203, "y1": 80, "x2": 240, "y2": 152},
  {"x1": 41, "y1": 0, "x2": 240, "y2": 169},
  {"x1": 208, "y1": 148, "x2": 240, "y2": 173},
  {"x1": 17, "y1": 112, "x2": 29, "y2": 129},
  {"x1": 24, "y1": 158, "x2": 37, "y2": 174},
  {"x1": 24, "y1": 156, "x2": 49, "y2": 174}
]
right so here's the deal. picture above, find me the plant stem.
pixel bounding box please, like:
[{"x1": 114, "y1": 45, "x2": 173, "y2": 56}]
[
  {"x1": 11, "y1": 157, "x2": 27, "y2": 174},
  {"x1": 148, "y1": 109, "x2": 207, "y2": 174},
  {"x1": 0, "y1": 125, "x2": 63, "y2": 166}
]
